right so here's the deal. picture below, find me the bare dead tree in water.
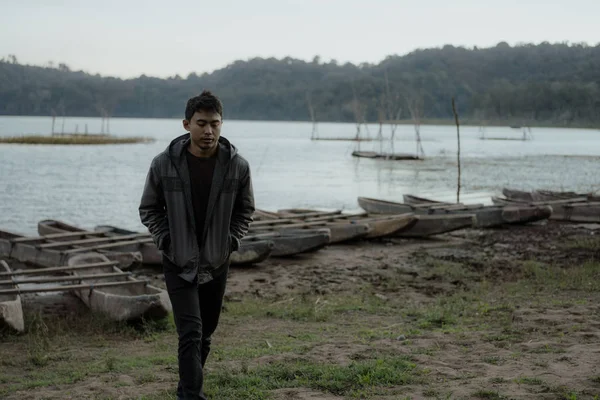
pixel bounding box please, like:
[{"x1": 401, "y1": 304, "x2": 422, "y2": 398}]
[
  {"x1": 377, "y1": 95, "x2": 385, "y2": 154},
  {"x1": 51, "y1": 108, "x2": 56, "y2": 135},
  {"x1": 407, "y1": 94, "x2": 425, "y2": 158},
  {"x1": 452, "y1": 98, "x2": 462, "y2": 203},
  {"x1": 383, "y1": 71, "x2": 403, "y2": 155},
  {"x1": 350, "y1": 81, "x2": 370, "y2": 150},
  {"x1": 306, "y1": 91, "x2": 318, "y2": 140}
]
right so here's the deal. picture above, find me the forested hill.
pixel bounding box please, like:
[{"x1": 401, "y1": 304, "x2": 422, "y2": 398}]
[{"x1": 1, "y1": 42, "x2": 600, "y2": 126}]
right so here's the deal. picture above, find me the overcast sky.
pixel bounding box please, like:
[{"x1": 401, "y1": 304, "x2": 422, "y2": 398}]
[{"x1": 1, "y1": 0, "x2": 599, "y2": 79}]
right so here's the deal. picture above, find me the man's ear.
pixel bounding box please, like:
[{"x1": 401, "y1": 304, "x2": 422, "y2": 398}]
[{"x1": 182, "y1": 119, "x2": 190, "y2": 131}]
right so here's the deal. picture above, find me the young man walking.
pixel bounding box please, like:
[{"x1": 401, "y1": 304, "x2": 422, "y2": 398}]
[{"x1": 139, "y1": 90, "x2": 254, "y2": 399}]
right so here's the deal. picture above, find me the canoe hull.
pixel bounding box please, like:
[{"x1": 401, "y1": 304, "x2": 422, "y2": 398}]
[
  {"x1": 230, "y1": 240, "x2": 274, "y2": 265},
  {"x1": 396, "y1": 214, "x2": 475, "y2": 237},
  {"x1": 37, "y1": 221, "x2": 142, "y2": 268},
  {"x1": 402, "y1": 194, "x2": 452, "y2": 206},
  {"x1": 96, "y1": 225, "x2": 274, "y2": 266},
  {"x1": 245, "y1": 233, "x2": 330, "y2": 257},
  {"x1": 67, "y1": 253, "x2": 171, "y2": 322},
  {"x1": 0, "y1": 260, "x2": 24, "y2": 333}
]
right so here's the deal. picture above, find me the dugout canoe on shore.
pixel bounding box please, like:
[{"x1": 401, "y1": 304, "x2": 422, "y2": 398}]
[
  {"x1": 492, "y1": 197, "x2": 600, "y2": 222},
  {"x1": 243, "y1": 231, "x2": 330, "y2": 257},
  {"x1": 357, "y1": 197, "x2": 551, "y2": 228},
  {"x1": 94, "y1": 225, "x2": 275, "y2": 266},
  {"x1": 0, "y1": 229, "x2": 141, "y2": 269},
  {"x1": 66, "y1": 252, "x2": 171, "y2": 322},
  {"x1": 0, "y1": 260, "x2": 24, "y2": 333}
]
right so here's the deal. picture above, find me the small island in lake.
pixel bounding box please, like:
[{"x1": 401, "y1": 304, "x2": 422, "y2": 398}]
[{"x1": 0, "y1": 133, "x2": 154, "y2": 145}]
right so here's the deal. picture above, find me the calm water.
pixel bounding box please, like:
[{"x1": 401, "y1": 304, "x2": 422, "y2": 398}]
[{"x1": 1, "y1": 116, "x2": 599, "y2": 235}]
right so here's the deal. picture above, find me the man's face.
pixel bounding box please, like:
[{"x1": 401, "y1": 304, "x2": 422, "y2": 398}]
[{"x1": 183, "y1": 110, "x2": 222, "y2": 153}]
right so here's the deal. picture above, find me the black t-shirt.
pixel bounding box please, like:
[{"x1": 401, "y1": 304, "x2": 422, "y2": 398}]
[{"x1": 185, "y1": 149, "x2": 217, "y2": 248}]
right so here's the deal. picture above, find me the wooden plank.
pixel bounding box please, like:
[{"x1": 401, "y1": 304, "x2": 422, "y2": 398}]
[
  {"x1": 0, "y1": 272, "x2": 130, "y2": 285},
  {"x1": 275, "y1": 210, "x2": 342, "y2": 218},
  {"x1": 0, "y1": 280, "x2": 148, "y2": 295},
  {"x1": 61, "y1": 238, "x2": 154, "y2": 253},
  {"x1": 250, "y1": 210, "x2": 343, "y2": 226},
  {"x1": 305, "y1": 212, "x2": 368, "y2": 222},
  {"x1": 11, "y1": 229, "x2": 110, "y2": 243},
  {"x1": 250, "y1": 220, "x2": 331, "y2": 231},
  {"x1": 0, "y1": 261, "x2": 118, "y2": 277},
  {"x1": 38, "y1": 233, "x2": 151, "y2": 249}
]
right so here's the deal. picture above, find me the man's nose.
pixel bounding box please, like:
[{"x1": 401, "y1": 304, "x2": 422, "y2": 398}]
[{"x1": 204, "y1": 125, "x2": 213, "y2": 134}]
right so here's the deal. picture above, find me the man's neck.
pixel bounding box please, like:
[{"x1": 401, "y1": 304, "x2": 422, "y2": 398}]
[{"x1": 188, "y1": 142, "x2": 218, "y2": 158}]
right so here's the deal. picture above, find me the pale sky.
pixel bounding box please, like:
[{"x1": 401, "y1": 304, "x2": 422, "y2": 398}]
[{"x1": 1, "y1": 0, "x2": 599, "y2": 79}]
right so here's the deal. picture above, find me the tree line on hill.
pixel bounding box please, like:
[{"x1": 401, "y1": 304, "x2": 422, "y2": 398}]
[{"x1": 1, "y1": 42, "x2": 599, "y2": 127}]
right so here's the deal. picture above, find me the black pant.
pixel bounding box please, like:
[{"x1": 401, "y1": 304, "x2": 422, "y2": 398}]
[{"x1": 164, "y1": 262, "x2": 229, "y2": 400}]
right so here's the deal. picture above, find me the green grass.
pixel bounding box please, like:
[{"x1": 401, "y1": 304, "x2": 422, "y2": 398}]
[
  {"x1": 472, "y1": 390, "x2": 507, "y2": 399},
  {"x1": 515, "y1": 376, "x2": 544, "y2": 385},
  {"x1": 204, "y1": 356, "x2": 419, "y2": 399},
  {"x1": 562, "y1": 236, "x2": 600, "y2": 251},
  {"x1": 520, "y1": 260, "x2": 600, "y2": 291}
]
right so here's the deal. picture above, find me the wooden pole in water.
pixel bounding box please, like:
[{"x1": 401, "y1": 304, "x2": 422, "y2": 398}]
[{"x1": 452, "y1": 98, "x2": 462, "y2": 203}]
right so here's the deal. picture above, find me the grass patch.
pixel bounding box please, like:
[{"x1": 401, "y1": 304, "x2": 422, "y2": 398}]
[
  {"x1": 472, "y1": 390, "x2": 507, "y2": 399},
  {"x1": 224, "y1": 292, "x2": 394, "y2": 322},
  {"x1": 563, "y1": 236, "x2": 600, "y2": 251},
  {"x1": 520, "y1": 261, "x2": 600, "y2": 291},
  {"x1": 0, "y1": 134, "x2": 154, "y2": 145},
  {"x1": 482, "y1": 356, "x2": 503, "y2": 365},
  {"x1": 205, "y1": 356, "x2": 419, "y2": 399},
  {"x1": 515, "y1": 376, "x2": 544, "y2": 385},
  {"x1": 424, "y1": 259, "x2": 478, "y2": 282}
]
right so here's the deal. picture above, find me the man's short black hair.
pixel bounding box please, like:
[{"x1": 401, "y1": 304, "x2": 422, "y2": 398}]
[{"x1": 185, "y1": 90, "x2": 223, "y2": 121}]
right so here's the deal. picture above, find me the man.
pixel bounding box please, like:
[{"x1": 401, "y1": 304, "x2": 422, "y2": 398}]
[{"x1": 139, "y1": 90, "x2": 254, "y2": 400}]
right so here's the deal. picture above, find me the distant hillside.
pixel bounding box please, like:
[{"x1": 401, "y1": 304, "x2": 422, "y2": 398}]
[{"x1": 1, "y1": 42, "x2": 600, "y2": 127}]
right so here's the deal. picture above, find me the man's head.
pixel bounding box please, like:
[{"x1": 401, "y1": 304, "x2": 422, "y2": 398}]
[{"x1": 183, "y1": 90, "x2": 223, "y2": 156}]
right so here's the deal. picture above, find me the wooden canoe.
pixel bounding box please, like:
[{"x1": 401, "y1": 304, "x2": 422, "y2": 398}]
[
  {"x1": 552, "y1": 202, "x2": 600, "y2": 222},
  {"x1": 291, "y1": 212, "x2": 417, "y2": 239},
  {"x1": 95, "y1": 225, "x2": 275, "y2": 267},
  {"x1": 0, "y1": 229, "x2": 141, "y2": 269},
  {"x1": 66, "y1": 252, "x2": 171, "y2": 322},
  {"x1": 492, "y1": 197, "x2": 598, "y2": 222},
  {"x1": 501, "y1": 205, "x2": 553, "y2": 224},
  {"x1": 37, "y1": 220, "x2": 144, "y2": 267},
  {"x1": 93, "y1": 225, "x2": 161, "y2": 265},
  {"x1": 358, "y1": 197, "x2": 484, "y2": 215},
  {"x1": 0, "y1": 260, "x2": 24, "y2": 333},
  {"x1": 534, "y1": 190, "x2": 600, "y2": 203},
  {"x1": 402, "y1": 194, "x2": 454, "y2": 206},
  {"x1": 230, "y1": 240, "x2": 275, "y2": 265},
  {"x1": 502, "y1": 188, "x2": 543, "y2": 202},
  {"x1": 251, "y1": 221, "x2": 370, "y2": 244},
  {"x1": 342, "y1": 214, "x2": 417, "y2": 239},
  {"x1": 358, "y1": 197, "x2": 551, "y2": 228},
  {"x1": 243, "y1": 231, "x2": 330, "y2": 257},
  {"x1": 395, "y1": 214, "x2": 475, "y2": 237}
]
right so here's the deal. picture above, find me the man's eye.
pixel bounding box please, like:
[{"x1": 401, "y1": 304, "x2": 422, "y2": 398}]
[{"x1": 211, "y1": 122, "x2": 220, "y2": 128}]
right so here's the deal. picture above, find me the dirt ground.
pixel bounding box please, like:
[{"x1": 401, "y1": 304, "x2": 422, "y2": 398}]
[{"x1": 1, "y1": 220, "x2": 599, "y2": 399}]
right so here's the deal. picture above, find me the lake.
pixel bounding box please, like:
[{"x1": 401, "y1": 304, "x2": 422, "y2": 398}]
[{"x1": 0, "y1": 116, "x2": 598, "y2": 235}]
